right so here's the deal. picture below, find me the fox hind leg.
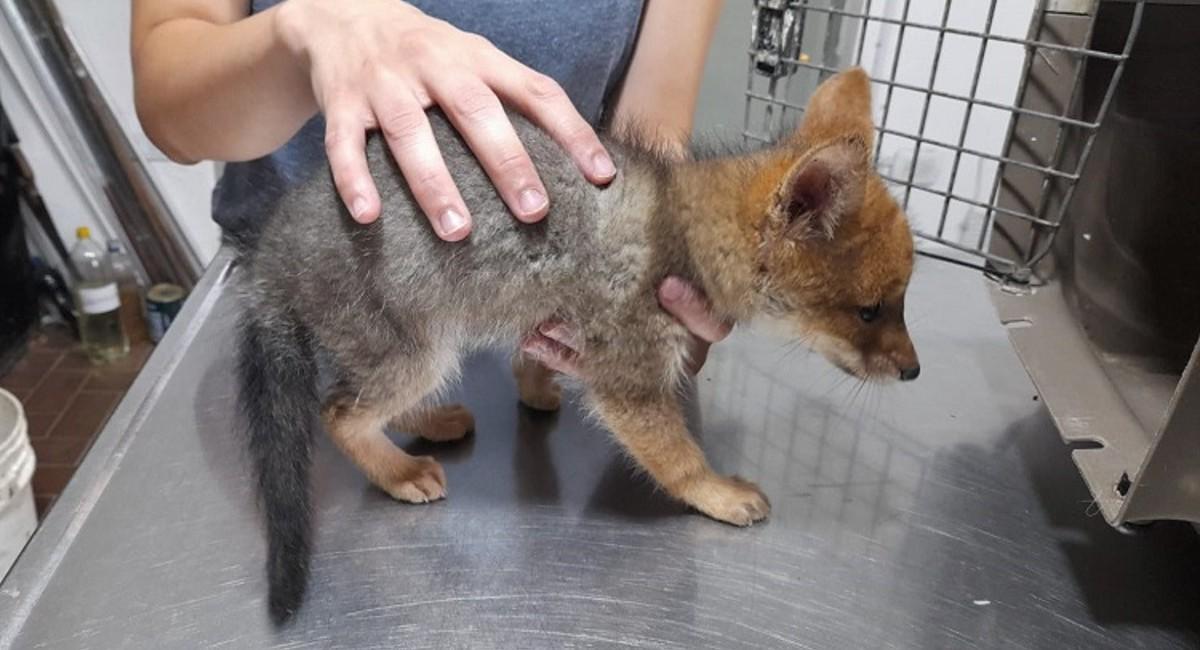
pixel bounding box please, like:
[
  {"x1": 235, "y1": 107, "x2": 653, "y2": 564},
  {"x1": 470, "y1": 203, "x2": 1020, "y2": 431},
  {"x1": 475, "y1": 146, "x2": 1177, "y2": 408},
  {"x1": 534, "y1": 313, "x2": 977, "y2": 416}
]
[{"x1": 322, "y1": 350, "x2": 456, "y2": 503}]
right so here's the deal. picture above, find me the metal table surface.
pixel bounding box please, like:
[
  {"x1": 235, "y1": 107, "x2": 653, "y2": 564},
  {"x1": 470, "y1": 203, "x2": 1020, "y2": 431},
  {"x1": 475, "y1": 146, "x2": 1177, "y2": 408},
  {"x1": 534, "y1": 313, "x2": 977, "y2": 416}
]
[{"x1": 1, "y1": 249, "x2": 1197, "y2": 649}]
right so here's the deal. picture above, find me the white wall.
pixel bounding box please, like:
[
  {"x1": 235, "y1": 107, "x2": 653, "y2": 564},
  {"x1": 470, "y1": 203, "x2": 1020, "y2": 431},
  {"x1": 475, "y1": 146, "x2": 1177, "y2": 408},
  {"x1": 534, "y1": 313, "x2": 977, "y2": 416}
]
[
  {"x1": 0, "y1": 4, "x2": 119, "y2": 252},
  {"x1": 0, "y1": 0, "x2": 220, "y2": 269}
]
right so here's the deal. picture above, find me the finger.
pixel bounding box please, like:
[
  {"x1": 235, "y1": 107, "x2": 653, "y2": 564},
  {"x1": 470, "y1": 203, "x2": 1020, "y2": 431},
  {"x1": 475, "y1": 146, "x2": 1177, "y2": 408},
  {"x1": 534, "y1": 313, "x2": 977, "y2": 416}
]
[
  {"x1": 521, "y1": 333, "x2": 581, "y2": 378},
  {"x1": 430, "y1": 76, "x2": 549, "y2": 223},
  {"x1": 369, "y1": 89, "x2": 472, "y2": 241},
  {"x1": 536, "y1": 320, "x2": 583, "y2": 353},
  {"x1": 324, "y1": 98, "x2": 381, "y2": 224},
  {"x1": 658, "y1": 276, "x2": 733, "y2": 343},
  {"x1": 486, "y1": 63, "x2": 616, "y2": 185}
]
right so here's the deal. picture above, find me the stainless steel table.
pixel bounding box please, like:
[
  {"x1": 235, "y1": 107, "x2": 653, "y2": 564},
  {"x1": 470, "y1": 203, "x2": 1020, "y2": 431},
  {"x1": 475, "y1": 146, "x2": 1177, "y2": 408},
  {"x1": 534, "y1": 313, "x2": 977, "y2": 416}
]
[{"x1": 1, "y1": 249, "x2": 1197, "y2": 649}]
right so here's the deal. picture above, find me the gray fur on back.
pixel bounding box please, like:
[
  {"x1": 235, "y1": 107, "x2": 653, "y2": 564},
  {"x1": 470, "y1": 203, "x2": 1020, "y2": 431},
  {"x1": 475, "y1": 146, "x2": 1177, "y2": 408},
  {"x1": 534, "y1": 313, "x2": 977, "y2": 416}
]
[{"x1": 240, "y1": 111, "x2": 670, "y2": 393}]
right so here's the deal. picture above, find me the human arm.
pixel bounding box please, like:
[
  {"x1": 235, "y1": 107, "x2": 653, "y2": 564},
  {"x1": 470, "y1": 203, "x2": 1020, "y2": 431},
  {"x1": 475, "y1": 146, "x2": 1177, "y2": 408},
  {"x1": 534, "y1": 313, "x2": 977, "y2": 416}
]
[
  {"x1": 608, "y1": 0, "x2": 724, "y2": 153},
  {"x1": 131, "y1": 0, "x2": 616, "y2": 239}
]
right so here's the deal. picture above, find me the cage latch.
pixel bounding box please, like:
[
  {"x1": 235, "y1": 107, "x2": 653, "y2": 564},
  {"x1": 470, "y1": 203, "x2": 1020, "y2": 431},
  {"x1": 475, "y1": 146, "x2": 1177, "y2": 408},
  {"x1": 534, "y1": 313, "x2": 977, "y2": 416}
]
[{"x1": 751, "y1": 0, "x2": 802, "y2": 78}]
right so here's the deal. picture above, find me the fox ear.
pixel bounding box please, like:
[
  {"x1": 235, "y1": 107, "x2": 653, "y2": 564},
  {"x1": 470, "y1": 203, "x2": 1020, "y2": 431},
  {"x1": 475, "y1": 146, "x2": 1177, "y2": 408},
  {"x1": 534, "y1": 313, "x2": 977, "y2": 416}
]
[
  {"x1": 777, "y1": 140, "x2": 867, "y2": 240},
  {"x1": 797, "y1": 67, "x2": 875, "y2": 149}
]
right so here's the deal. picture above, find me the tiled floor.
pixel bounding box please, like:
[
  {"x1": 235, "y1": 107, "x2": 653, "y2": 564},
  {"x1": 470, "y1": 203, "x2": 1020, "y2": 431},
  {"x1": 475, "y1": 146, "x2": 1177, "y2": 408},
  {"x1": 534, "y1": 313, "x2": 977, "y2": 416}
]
[{"x1": 0, "y1": 325, "x2": 152, "y2": 518}]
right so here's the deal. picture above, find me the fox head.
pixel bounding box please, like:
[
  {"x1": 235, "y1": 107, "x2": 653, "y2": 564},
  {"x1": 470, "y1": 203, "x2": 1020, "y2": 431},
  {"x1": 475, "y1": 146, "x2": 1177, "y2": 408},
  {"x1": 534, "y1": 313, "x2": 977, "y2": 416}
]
[{"x1": 743, "y1": 68, "x2": 919, "y2": 382}]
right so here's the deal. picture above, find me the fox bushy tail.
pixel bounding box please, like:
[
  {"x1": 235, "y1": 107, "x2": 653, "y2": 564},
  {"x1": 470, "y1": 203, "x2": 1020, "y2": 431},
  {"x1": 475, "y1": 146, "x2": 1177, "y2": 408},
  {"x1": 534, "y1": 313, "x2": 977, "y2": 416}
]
[{"x1": 236, "y1": 307, "x2": 318, "y2": 625}]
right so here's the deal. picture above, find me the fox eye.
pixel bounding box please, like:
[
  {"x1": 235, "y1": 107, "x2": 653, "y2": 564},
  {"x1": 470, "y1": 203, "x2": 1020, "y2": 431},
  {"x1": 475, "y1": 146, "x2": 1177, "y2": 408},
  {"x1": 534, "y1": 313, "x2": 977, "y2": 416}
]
[{"x1": 858, "y1": 302, "x2": 882, "y2": 323}]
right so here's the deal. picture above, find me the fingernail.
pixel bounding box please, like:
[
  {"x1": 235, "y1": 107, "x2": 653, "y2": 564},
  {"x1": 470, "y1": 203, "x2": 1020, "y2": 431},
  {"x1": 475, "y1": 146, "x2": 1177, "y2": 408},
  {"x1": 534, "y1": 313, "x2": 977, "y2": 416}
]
[
  {"x1": 518, "y1": 188, "x2": 548, "y2": 215},
  {"x1": 592, "y1": 151, "x2": 616, "y2": 179},
  {"x1": 661, "y1": 277, "x2": 686, "y2": 302},
  {"x1": 439, "y1": 208, "x2": 468, "y2": 236},
  {"x1": 351, "y1": 197, "x2": 369, "y2": 221}
]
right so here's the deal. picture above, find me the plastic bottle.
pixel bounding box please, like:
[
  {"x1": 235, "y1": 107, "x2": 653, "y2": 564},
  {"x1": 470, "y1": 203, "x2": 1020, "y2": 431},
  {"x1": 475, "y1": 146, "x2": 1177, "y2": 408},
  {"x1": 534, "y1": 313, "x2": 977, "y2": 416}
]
[
  {"x1": 106, "y1": 239, "x2": 149, "y2": 343},
  {"x1": 70, "y1": 227, "x2": 128, "y2": 362}
]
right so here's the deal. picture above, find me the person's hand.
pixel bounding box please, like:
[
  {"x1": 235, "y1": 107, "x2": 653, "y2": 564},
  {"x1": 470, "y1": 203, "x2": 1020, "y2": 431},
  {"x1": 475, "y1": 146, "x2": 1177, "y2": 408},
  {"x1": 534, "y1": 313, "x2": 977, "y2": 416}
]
[
  {"x1": 274, "y1": 0, "x2": 616, "y2": 240},
  {"x1": 521, "y1": 277, "x2": 733, "y2": 378}
]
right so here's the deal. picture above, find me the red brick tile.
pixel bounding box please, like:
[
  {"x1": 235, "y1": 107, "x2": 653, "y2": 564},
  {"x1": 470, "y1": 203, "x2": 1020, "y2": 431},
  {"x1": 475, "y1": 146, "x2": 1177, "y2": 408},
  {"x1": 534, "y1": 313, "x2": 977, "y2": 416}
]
[
  {"x1": 0, "y1": 349, "x2": 62, "y2": 394},
  {"x1": 0, "y1": 383, "x2": 33, "y2": 403},
  {"x1": 24, "y1": 410, "x2": 62, "y2": 439},
  {"x1": 31, "y1": 435, "x2": 94, "y2": 466},
  {"x1": 46, "y1": 390, "x2": 121, "y2": 439},
  {"x1": 32, "y1": 464, "x2": 75, "y2": 496},
  {"x1": 59, "y1": 342, "x2": 151, "y2": 376},
  {"x1": 108, "y1": 342, "x2": 153, "y2": 373},
  {"x1": 34, "y1": 494, "x2": 56, "y2": 519},
  {"x1": 0, "y1": 369, "x2": 39, "y2": 392},
  {"x1": 3, "y1": 349, "x2": 61, "y2": 376},
  {"x1": 84, "y1": 369, "x2": 139, "y2": 391},
  {"x1": 23, "y1": 369, "x2": 87, "y2": 414},
  {"x1": 30, "y1": 325, "x2": 76, "y2": 352},
  {"x1": 54, "y1": 350, "x2": 94, "y2": 371}
]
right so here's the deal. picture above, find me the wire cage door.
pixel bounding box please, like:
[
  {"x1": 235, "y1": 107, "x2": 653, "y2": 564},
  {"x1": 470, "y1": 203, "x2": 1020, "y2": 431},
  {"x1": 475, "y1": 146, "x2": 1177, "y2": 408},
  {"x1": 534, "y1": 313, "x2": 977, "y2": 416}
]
[{"x1": 744, "y1": 0, "x2": 1144, "y2": 284}]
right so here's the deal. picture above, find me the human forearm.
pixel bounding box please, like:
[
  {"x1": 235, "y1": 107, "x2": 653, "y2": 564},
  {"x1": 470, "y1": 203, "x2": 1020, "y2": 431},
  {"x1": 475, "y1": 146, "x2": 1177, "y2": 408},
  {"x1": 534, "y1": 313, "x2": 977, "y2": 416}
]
[
  {"x1": 610, "y1": 0, "x2": 723, "y2": 153},
  {"x1": 132, "y1": 4, "x2": 314, "y2": 163}
]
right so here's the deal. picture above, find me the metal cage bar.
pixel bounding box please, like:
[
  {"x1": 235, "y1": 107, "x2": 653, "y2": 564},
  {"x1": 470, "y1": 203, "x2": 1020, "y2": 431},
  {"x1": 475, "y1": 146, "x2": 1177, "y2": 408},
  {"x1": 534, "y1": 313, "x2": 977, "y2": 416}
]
[
  {"x1": 791, "y1": 3, "x2": 1127, "y2": 60},
  {"x1": 898, "y1": 1, "x2": 953, "y2": 208},
  {"x1": 744, "y1": 90, "x2": 1081, "y2": 181},
  {"x1": 744, "y1": 57, "x2": 1103, "y2": 129},
  {"x1": 938, "y1": 1, "x2": 998, "y2": 240},
  {"x1": 745, "y1": 0, "x2": 1145, "y2": 282},
  {"x1": 871, "y1": 0, "x2": 913, "y2": 163}
]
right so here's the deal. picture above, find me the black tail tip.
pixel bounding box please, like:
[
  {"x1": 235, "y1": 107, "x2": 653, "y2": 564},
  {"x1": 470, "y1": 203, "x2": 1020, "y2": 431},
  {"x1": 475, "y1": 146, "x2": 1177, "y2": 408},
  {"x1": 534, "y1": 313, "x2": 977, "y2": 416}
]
[
  {"x1": 267, "y1": 578, "x2": 307, "y2": 628},
  {"x1": 268, "y1": 581, "x2": 305, "y2": 626}
]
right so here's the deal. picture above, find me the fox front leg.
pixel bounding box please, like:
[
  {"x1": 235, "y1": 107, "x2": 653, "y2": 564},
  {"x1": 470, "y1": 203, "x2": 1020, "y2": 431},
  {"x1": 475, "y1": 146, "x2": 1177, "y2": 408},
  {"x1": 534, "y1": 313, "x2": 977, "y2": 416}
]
[{"x1": 590, "y1": 390, "x2": 769, "y2": 526}]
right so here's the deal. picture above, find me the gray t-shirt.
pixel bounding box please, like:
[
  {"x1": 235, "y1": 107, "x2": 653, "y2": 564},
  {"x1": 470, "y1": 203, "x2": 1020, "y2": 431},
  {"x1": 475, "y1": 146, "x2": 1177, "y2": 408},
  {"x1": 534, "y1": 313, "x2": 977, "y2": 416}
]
[{"x1": 213, "y1": 0, "x2": 646, "y2": 236}]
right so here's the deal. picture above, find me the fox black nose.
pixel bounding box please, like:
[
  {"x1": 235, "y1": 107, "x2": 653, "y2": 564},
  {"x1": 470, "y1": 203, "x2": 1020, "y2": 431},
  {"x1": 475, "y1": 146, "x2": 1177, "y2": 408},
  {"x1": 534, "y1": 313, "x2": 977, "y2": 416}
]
[{"x1": 899, "y1": 365, "x2": 920, "y2": 381}]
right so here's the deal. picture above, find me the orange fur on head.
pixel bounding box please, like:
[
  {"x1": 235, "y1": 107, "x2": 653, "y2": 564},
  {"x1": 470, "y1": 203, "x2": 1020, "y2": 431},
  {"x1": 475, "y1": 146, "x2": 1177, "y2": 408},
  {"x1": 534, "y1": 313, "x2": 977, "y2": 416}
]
[{"x1": 682, "y1": 67, "x2": 919, "y2": 382}]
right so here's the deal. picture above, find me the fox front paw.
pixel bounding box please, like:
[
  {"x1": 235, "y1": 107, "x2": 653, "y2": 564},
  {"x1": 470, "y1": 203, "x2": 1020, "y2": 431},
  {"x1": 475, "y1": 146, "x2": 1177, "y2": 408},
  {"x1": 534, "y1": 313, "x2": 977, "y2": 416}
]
[
  {"x1": 384, "y1": 456, "x2": 447, "y2": 504},
  {"x1": 687, "y1": 475, "x2": 770, "y2": 526}
]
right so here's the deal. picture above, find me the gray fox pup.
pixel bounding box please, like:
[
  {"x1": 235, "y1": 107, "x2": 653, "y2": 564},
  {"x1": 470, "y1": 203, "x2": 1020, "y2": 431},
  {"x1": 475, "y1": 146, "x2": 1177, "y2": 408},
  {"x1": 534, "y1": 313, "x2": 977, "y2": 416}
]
[{"x1": 233, "y1": 68, "x2": 919, "y2": 623}]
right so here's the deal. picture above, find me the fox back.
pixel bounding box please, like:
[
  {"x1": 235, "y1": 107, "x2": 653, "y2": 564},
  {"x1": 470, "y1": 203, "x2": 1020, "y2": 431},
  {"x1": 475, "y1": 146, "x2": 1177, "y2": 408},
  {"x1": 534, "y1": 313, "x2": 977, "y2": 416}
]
[{"x1": 245, "y1": 111, "x2": 663, "y2": 353}]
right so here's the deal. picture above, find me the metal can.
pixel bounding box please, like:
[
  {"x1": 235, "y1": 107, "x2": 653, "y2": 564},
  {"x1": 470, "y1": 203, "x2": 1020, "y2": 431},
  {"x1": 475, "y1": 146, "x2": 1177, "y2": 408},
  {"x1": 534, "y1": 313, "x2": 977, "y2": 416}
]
[{"x1": 146, "y1": 283, "x2": 186, "y2": 343}]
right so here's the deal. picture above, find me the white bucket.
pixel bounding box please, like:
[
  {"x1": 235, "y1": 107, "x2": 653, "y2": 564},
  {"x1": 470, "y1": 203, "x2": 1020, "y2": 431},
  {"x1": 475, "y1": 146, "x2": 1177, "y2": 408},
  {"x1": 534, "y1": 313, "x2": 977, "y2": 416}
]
[{"x1": 0, "y1": 387, "x2": 37, "y2": 582}]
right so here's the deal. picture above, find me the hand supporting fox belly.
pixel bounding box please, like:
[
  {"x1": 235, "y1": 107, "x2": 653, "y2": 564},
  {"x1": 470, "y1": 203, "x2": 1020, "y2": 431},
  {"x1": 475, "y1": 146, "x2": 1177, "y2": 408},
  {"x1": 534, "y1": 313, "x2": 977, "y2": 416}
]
[{"x1": 233, "y1": 67, "x2": 920, "y2": 624}]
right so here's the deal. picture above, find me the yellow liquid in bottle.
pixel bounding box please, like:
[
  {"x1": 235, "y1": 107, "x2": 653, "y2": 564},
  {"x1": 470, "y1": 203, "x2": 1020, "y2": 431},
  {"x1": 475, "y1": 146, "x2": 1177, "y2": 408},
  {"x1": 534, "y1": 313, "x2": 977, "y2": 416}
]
[{"x1": 75, "y1": 280, "x2": 130, "y2": 363}]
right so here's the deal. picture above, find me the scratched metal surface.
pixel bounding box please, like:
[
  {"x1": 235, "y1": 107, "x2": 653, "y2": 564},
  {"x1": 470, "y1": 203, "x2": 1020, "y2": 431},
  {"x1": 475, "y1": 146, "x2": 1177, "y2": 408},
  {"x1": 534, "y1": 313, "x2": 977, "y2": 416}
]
[{"x1": 1, "y1": 249, "x2": 1197, "y2": 649}]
